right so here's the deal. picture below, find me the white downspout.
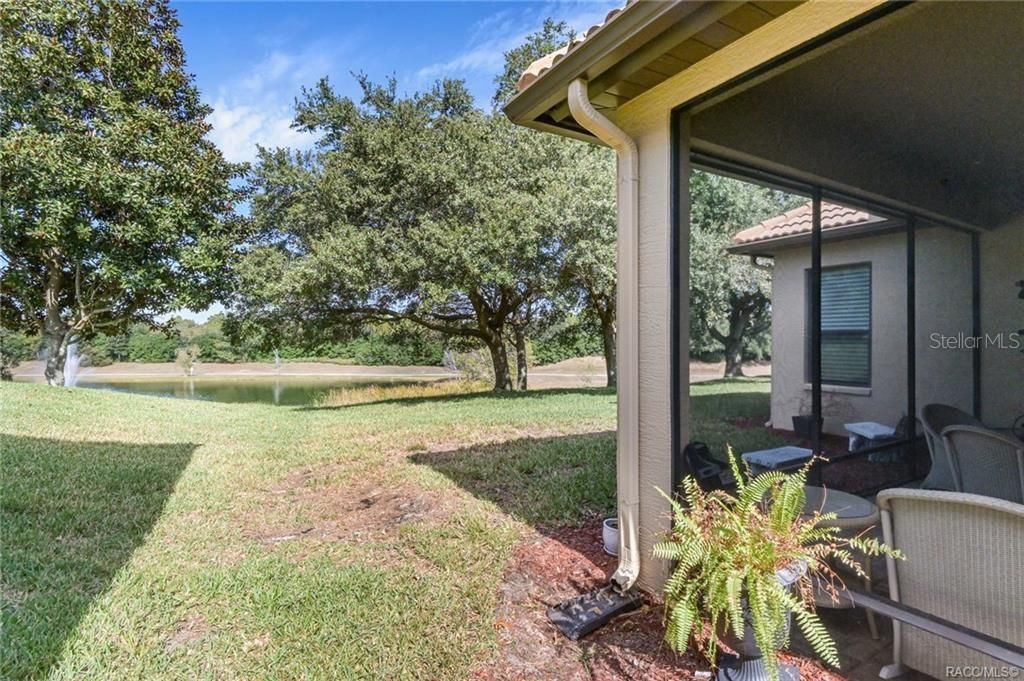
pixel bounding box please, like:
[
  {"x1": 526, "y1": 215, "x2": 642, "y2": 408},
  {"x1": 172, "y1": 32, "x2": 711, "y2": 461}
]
[{"x1": 567, "y1": 78, "x2": 640, "y2": 592}]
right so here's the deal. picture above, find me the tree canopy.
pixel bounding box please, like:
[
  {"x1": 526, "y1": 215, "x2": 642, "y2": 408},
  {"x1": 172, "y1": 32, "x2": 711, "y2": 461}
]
[
  {"x1": 230, "y1": 76, "x2": 578, "y2": 389},
  {"x1": 492, "y1": 19, "x2": 575, "y2": 109},
  {"x1": 0, "y1": 0, "x2": 246, "y2": 385},
  {"x1": 689, "y1": 172, "x2": 798, "y2": 376}
]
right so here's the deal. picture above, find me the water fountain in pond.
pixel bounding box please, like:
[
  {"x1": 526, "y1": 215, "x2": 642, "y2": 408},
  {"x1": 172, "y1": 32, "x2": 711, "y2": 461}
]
[
  {"x1": 64, "y1": 342, "x2": 81, "y2": 387},
  {"x1": 272, "y1": 350, "x2": 282, "y2": 404}
]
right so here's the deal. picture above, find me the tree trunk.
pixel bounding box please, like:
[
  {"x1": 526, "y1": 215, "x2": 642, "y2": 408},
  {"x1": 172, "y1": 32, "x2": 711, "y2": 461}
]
[
  {"x1": 513, "y1": 325, "x2": 528, "y2": 391},
  {"x1": 723, "y1": 335, "x2": 745, "y2": 378},
  {"x1": 486, "y1": 336, "x2": 513, "y2": 391},
  {"x1": 43, "y1": 267, "x2": 69, "y2": 387},
  {"x1": 711, "y1": 295, "x2": 760, "y2": 379},
  {"x1": 600, "y1": 314, "x2": 617, "y2": 389}
]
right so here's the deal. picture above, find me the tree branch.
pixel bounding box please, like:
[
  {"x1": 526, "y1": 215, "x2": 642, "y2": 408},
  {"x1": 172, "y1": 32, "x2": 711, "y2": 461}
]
[
  {"x1": 707, "y1": 326, "x2": 727, "y2": 343},
  {"x1": 329, "y1": 305, "x2": 483, "y2": 338}
]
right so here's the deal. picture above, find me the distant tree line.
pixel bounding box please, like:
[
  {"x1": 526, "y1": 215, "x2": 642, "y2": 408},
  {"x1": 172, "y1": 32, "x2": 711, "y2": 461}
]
[{"x1": 0, "y1": 310, "x2": 606, "y2": 377}]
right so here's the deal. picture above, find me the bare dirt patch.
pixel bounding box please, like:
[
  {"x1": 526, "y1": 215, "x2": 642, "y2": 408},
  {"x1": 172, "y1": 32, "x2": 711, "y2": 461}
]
[
  {"x1": 164, "y1": 614, "x2": 209, "y2": 653},
  {"x1": 248, "y1": 465, "x2": 444, "y2": 549},
  {"x1": 267, "y1": 463, "x2": 349, "y2": 495}
]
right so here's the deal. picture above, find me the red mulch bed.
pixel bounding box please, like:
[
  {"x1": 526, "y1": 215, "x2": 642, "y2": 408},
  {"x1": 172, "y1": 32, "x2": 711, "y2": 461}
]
[{"x1": 474, "y1": 516, "x2": 846, "y2": 681}]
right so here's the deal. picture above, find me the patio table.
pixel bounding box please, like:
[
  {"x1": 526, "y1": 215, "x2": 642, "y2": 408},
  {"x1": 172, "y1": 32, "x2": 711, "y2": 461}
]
[
  {"x1": 741, "y1": 446, "x2": 812, "y2": 475},
  {"x1": 844, "y1": 421, "x2": 896, "y2": 452},
  {"x1": 802, "y1": 486, "x2": 881, "y2": 639}
]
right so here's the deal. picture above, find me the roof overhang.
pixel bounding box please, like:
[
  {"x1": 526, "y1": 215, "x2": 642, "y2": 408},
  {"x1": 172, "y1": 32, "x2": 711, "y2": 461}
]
[
  {"x1": 726, "y1": 215, "x2": 904, "y2": 257},
  {"x1": 504, "y1": 1, "x2": 804, "y2": 143},
  {"x1": 690, "y1": 2, "x2": 1024, "y2": 232}
]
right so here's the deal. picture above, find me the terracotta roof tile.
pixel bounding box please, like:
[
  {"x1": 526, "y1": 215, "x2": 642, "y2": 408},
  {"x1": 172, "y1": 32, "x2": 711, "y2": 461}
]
[
  {"x1": 731, "y1": 202, "x2": 886, "y2": 247},
  {"x1": 516, "y1": 2, "x2": 636, "y2": 93}
]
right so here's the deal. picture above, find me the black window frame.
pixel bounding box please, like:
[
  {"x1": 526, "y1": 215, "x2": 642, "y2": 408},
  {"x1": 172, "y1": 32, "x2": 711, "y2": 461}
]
[{"x1": 805, "y1": 262, "x2": 873, "y2": 388}]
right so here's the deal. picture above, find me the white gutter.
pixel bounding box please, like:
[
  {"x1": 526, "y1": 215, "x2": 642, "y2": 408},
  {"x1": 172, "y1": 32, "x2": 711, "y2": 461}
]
[{"x1": 567, "y1": 78, "x2": 640, "y2": 592}]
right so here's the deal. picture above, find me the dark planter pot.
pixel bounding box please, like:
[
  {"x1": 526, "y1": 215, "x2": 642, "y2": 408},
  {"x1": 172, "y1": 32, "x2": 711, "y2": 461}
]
[
  {"x1": 791, "y1": 415, "x2": 823, "y2": 441},
  {"x1": 716, "y1": 563, "x2": 806, "y2": 681}
]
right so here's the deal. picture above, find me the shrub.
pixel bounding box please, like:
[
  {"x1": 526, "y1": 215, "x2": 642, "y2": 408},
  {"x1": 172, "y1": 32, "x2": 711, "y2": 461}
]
[
  {"x1": 175, "y1": 345, "x2": 200, "y2": 375},
  {"x1": 84, "y1": 333, "x2": 130, "y2": 365},
  {"x1": 532, "y1": 314, "x2": 603, "y2": 366},
  {"x1": 192, "y1": 331, "x2": 236, "y2": 363},
  {"x1": 127, "y1": 326, "x2": 177, "y2": 362},
  {"x1": 0, "y1": 328, "x2": 36, "y2": 380}
]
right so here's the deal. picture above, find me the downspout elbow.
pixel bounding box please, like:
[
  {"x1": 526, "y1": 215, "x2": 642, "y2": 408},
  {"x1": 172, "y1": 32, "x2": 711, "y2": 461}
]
[
  {"x1": 567, "y1": 80, "x2": 638, "y2": 172},
  {"x1": 567, "y1": 78, "x2": 641, "y2": 593}
]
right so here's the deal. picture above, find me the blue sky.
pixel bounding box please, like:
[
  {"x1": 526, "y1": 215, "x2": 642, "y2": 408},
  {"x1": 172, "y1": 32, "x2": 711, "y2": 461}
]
[{"x1": 174, "y1": 1, "x2": 620, "y2": 165}]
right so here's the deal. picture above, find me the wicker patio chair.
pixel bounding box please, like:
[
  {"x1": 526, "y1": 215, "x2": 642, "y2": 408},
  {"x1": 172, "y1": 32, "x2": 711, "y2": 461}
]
[
  {"x1": 877, "y1": 489, "x2": 1024, "y2": 680},
  {"x1": 941, "y1": 425, "x2": 1024, "y2": 503},
  {"x1": 920, "y1": 404, "x2": 982, "y2": 490}
]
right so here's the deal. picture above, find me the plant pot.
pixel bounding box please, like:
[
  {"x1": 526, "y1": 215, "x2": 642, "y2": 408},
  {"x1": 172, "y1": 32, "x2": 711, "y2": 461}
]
[
  {"x1": 602, "y1": 517, "x2": 619, "y2": 557},
  {"x1": 716, "y1": 563, "x2": 806, "y2": 681},
  {"x1": 791, "y1": 415, "x2": 822, "y2": 441}
]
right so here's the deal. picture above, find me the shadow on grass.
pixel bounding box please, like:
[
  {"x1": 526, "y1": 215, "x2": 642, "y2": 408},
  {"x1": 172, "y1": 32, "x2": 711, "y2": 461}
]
[
  {"x1": 404, "y1": 388, "x2": 781, "y2": 526},
  {"x1": 405, "y1": 386, "x2": 786, "y2": 675},
  {"x1": 688, "y1": 389, "x2": 787, "y2": 457},
  {"x1": 298, "y1": 386, "x2": 616, "y2": 412},
  {"x1": 411, "y1": 430, "x2": 617, "y2": 527},
  {"x1": 0, "y1": 435, "x2": 196, "y2": 680},
  {"x1": 402, "y1": 385, "x2": 779, "y2": 526}
]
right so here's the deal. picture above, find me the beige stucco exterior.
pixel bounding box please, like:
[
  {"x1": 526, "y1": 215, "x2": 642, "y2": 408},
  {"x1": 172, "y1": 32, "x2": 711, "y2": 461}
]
[
  {"x1": 768, "y1": 219, "x2": 1021, "y2": 435},
  {"x1": 602, "y1": 1, "x2": 893, "y2": 590},
  {"x1": 613, "y1": 106, "x2": 676, "y2": 590},
  {"x1": 980, "y1": 220, "x2": 1024, "y2": 428},
  {"x1": 589, "y1": 1, "x2": 893, "y2": 591}
]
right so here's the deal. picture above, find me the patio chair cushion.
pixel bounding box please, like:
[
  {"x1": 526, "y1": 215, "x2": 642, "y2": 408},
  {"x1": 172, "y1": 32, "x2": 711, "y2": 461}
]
[{"x1": 877, "y1": 489, "x2": 1024, "y2": 679}]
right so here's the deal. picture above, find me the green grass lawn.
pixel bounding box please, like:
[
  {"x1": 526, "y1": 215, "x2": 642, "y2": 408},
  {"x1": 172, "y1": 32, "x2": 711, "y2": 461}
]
[{"x1": 0, "y1": 378, "x2": 779, "y2": 679}]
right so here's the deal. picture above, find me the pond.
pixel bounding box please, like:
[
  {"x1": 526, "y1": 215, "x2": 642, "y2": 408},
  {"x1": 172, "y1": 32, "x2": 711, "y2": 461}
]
[{"x1": 28, "y1": 376, "x2": 427, "y2": 407}]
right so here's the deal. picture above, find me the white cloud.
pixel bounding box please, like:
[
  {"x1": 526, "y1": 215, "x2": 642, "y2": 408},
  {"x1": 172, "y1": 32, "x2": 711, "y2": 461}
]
[
  {"x1": 207, "y1": 100, "x2": 310, "y2": 164},
  {"x1": 205, "y1": 44, "x2": 342, "y2": 164}
]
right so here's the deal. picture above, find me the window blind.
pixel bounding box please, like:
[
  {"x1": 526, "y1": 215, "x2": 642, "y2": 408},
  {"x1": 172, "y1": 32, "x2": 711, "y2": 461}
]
[{"x1": 806, "y1": 264, "x2": 871, "y2": 387}]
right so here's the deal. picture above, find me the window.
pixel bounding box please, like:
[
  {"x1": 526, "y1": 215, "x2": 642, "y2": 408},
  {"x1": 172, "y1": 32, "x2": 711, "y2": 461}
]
[{"x1": 806, "y1": 264, "x2": 871, "y2": 387}]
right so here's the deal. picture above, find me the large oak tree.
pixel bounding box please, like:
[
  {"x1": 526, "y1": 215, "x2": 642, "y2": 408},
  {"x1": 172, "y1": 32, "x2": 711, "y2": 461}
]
[
  {"x1": 232, "y1": 77, "x2": 569, "y2": 390},
  {"x1": 0, "y1": 0, "x2": 245, "y2": 385}
]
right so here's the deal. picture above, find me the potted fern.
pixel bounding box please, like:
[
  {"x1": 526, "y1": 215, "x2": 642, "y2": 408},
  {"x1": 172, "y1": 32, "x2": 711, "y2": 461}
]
[{"x1": 654, "y1": 450, "x2": 900, "y2": 681}]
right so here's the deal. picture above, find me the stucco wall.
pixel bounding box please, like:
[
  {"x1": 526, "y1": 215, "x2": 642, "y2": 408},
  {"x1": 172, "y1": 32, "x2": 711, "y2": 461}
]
[
  {"x1": 980, "y1": 219, "x2": 1024, "y2": 428},
  {"x1": 770, "y1": 227, "x2": 975, "y2": 434}
]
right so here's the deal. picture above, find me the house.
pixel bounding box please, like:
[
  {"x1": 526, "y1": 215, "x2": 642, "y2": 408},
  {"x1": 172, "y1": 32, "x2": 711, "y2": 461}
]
[
  {"x1": 729, "y1": 201, "x2": 1023, "y2": 437},
  {"x1": 504, "y1": 0, "x2": 1024, "y2": 599}
]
